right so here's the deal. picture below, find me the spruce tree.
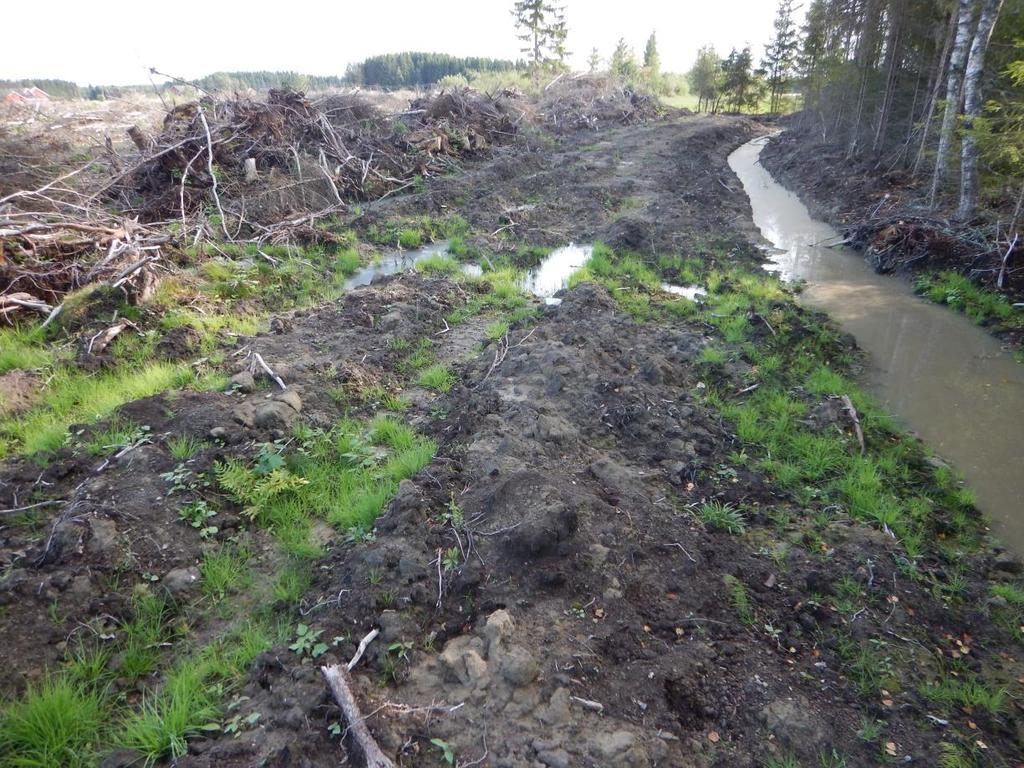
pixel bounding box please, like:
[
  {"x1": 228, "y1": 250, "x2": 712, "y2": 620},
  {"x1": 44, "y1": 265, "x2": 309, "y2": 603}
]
[
  {"x1": 643, "y1": 32, "x2": 661, "y2": 85},
  {"x1": 511, "y1": 0, "x2": 569, "y2": 74},
  {"x1": 761, "y1": 0, "x2": 800, "y2": 113}
]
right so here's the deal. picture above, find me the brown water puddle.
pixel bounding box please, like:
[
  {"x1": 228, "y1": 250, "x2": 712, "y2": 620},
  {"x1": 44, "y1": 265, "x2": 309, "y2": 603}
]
[{"x1": 730, "y1": 136, "x2": 1024, "y2": 552}]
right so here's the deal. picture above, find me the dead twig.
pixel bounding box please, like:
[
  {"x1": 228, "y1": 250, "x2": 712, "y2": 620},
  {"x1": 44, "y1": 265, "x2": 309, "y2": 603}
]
[
  {"x1": 320, "y1": 663, "x2": 395, "y2": 768},
  {"x1": 251, "y1": 352, "x2": 287, "y2": 390},
  {"x1": 840, "y1": 394, "x2": 866, "y2": 455}
]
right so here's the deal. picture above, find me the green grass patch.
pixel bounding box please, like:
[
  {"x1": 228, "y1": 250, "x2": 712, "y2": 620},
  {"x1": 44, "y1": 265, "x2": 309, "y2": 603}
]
[
  {"x1": 216, "y1": 419, "x2": 436, "y2": 540},
  {"x1": 915, "y1": 271, "x2": 1020, "y2": 327},
  {"x1": 200, "y1": 546, "x2": 253, "y2": 601},
  {"x1": 2, "y1": 362, "x2": 191, "y2": 457},
  {"x1": 415, "y1": 253, "x2": 461, "y2": 275},
  {"x1": 0, "y1": 676, "x2": 106, "y2": 768},
  {"x1": 919, "y1": 677, "x2": 1007, "y2": 716},
  {"x1": 417, "y1": 364, "x2": 457, "y2": 393},
  {"x1": 723, "y1": 574, "x2": 755, "y2": 627},
  {"x1": 166, "y1": 434, "x2": 206, "y2": 461},
  {"x1": 398, "y1": 229, "x2": 423, "y2": 249},
  {"x1": 0, "y1": 326, "x2": 53, "y2": 374},
  {"x1": 695, "y1": 500, "x2": 746, "y2": 534},
  {"x1": 82, "y1": 415, "x2": 148, "y2": 457}
]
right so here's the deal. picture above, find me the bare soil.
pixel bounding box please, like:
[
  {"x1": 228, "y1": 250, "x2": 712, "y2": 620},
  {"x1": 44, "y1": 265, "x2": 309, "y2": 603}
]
[{"x1": 2, "y1": 113, "x2": 1023, "y2": 768}]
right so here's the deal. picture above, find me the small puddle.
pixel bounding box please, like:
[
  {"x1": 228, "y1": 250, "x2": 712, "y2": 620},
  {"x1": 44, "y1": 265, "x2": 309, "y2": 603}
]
[
  {"x1": 342, "y1": 241, "x2": 482, "y2": 289},
  {"x1": 522, "y1": 244, "x2": 593, "y2": 297},
  {"x1": 342, "y1": 241, "x2": 451, "y2": 289},
  {"x1": 729, "y1": 136, "x2": 1024, "y2": 552},
  {"x1": 521, "y1": 244, "x2": 703, "y2": 302},
  {"x1": 661, "y1": 283, "x2": 707, "y2": 301}
]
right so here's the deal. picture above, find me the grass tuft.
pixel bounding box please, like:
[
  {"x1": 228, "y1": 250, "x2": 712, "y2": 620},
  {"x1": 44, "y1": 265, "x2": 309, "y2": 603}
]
[
  {"x1": 695, "y1": 500, "x2": 746, "y2": 534},
  {"x1": 417, "y1": 364, "x2": 457, "y2": 393},
  {"x1": 0, "y1": 676, "x2": 105, "y2": 768}
]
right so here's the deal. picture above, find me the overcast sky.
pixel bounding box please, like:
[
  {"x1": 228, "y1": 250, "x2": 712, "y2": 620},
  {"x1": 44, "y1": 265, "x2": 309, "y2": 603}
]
[{"x1": 2, "y1": 0, "x2": 799, "y2": 86}]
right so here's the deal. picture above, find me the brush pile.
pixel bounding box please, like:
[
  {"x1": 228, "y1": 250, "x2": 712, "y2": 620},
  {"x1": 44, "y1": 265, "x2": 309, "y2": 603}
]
[
  {"x1": 844, "y1": 216, "x2": 1023, "y2": 285},
  {"x1": 107, "y1": 87, "x2": 530, "y2": 227},
  {"x1": 0, "y1": 79, "x2": 664, "y2": 323},
  {"x1": 0, "y1": 88, "x2": 530, "y2": 320},
  {"x1": 538, "y1": 75, "x2": 661, "y2": 133}
]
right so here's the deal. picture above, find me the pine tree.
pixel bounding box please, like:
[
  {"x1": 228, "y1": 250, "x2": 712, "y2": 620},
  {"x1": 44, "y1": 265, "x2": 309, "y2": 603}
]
[
  {"x1": 721, "y1": 47, "x2": 760, "y2": 113},
  {"x1": 587, "y1": 47, "x2": 603, "y2": 73},
  {"x1": 643, "y1": 32, "x2": 661, "y2": 85},
  {"x1": 610, "y1": 39, "x2": 640, "y2": 80},
  {"x1": 762, "y1": 0, "x2": 800, "y2": 113},
  {"x1": 511, "y1": 0, "x2": 569, "y2": 74}
]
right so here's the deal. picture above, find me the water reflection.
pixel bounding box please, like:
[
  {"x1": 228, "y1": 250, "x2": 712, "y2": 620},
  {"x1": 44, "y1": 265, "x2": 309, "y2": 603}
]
[{"x1": 729, "y1": 136, "x2": 1024, "y2": 552}]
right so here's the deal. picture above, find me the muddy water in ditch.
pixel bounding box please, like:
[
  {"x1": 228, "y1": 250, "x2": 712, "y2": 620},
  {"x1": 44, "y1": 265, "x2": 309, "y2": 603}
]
[{"x1": 729, "y1": 136, "x2": 1024, "y2": 552}]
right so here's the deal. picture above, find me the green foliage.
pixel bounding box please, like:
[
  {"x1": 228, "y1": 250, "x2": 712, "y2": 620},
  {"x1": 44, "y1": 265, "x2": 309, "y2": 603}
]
[
  {"x1": 695, "y1": 500, "x2": 747, "y2": 534},
  {"x1": 345, "y1": 52, "x2": 519, "y2": 88},
  {"x1": 216, "y1": 421, "x2": 435, "y2": 541},
  {"x1": 0, "y1": 676, "x2": 105, "y2": 768},
  {"x1": 0, "y1": 326, "x2": 52, "y2": 374},
  {"x1": 914, "y1": 272, "x2": 1017, "y2": 326},
  {"x1": 417, "y1": 364, "x2": 457, "y2": 393},
  {"x1": 431, "y1": 737, "x2": 456, "y2": 765},
  {"x1": 178, "y1": 499, "x2": 218, "y2": 539},
  {"x1": 723, "y1": 574, "x2": 755, "y2": 626},
  {"x1": 289, "y1": 624, "x2": 328, "y2": 658}
]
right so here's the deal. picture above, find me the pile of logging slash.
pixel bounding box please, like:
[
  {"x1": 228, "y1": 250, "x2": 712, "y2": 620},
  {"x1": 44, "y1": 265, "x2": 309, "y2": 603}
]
[
  {"x1": 0, "y1": 87, "x2": 531, "y2": 321},
  {"x1": 844, "y1": 216, "x2": 1023, "y2": 288},
  {"x1": 0, "y1": 80, "x2": 662, "y2": 324}
]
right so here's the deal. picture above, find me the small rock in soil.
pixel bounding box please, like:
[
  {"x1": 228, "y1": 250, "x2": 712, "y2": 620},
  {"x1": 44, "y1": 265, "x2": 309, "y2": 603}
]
[
  {"x1": 162, "y1": 566, "x2": 201, "y2": 597},
  {"x1": 229, "y1": 370, "x2": 256, "y2": 392}
]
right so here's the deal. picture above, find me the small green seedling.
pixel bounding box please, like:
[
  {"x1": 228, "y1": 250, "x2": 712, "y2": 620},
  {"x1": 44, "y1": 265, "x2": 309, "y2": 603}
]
[
  {"x1": 290, "y1": 624, "x2": 328, "y2": 658},
  {"x1": 223, "y1": 711, "x2": 260, "y2": 737},
  {"x1": 431, "y1": 738, "x2": 455, "y2": 765},
  {"x1": 179, "y1": 499, "x2": 218, "y2": 539},
  {"x1": 442, "y1": 547, "x2": 460, "y2": 572}
]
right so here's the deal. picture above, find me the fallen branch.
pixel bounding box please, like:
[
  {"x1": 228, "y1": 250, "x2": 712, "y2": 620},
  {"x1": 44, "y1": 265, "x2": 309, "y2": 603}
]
[
  {"x1": 997, "y1": 233, "x2": 1019, "y2": 290},
  {"x1": 347, "y1": 627, "x2": 379, "y2": 671},
  {"x1": 252, "y1": 352, "x2": 287, "y2": 390},
  {"x1": 840, "y1": 394, "x2": 866, "y2": 456},
  {"x1": 571, "y1": 695, "x2": 605, "y2": 714},
  {"x1": 321, "y1": 663, "x2": 396, "y2": 768}
]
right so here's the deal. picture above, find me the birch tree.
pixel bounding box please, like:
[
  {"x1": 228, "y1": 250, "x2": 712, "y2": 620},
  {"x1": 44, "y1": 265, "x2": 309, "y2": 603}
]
[
  {"x1": 957, "y1": 0, "x2": 1006, "y2": 219},
  {"x1": 928, "y1": 0, "x2": 976, "y2": 208}
]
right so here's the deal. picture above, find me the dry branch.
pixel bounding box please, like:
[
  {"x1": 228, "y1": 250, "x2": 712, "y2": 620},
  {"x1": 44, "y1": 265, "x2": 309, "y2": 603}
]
[{"x1": 320, "y1": 663, "x2": 395, "y2": 768}]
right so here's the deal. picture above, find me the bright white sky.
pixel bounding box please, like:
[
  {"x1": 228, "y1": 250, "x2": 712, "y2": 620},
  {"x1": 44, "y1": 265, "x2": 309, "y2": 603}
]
[{"x1": 2, "y1": 0, "x2": 798, "y2": 86}]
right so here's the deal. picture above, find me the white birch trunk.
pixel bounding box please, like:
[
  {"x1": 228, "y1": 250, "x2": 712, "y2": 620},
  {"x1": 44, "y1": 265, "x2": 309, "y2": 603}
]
[
  {"x1": 956, "y1": 0, "x2": 1005, "y2": 220},
  {"x1": 928, "y1": 0, "x2": 976, "y2": 208}
]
